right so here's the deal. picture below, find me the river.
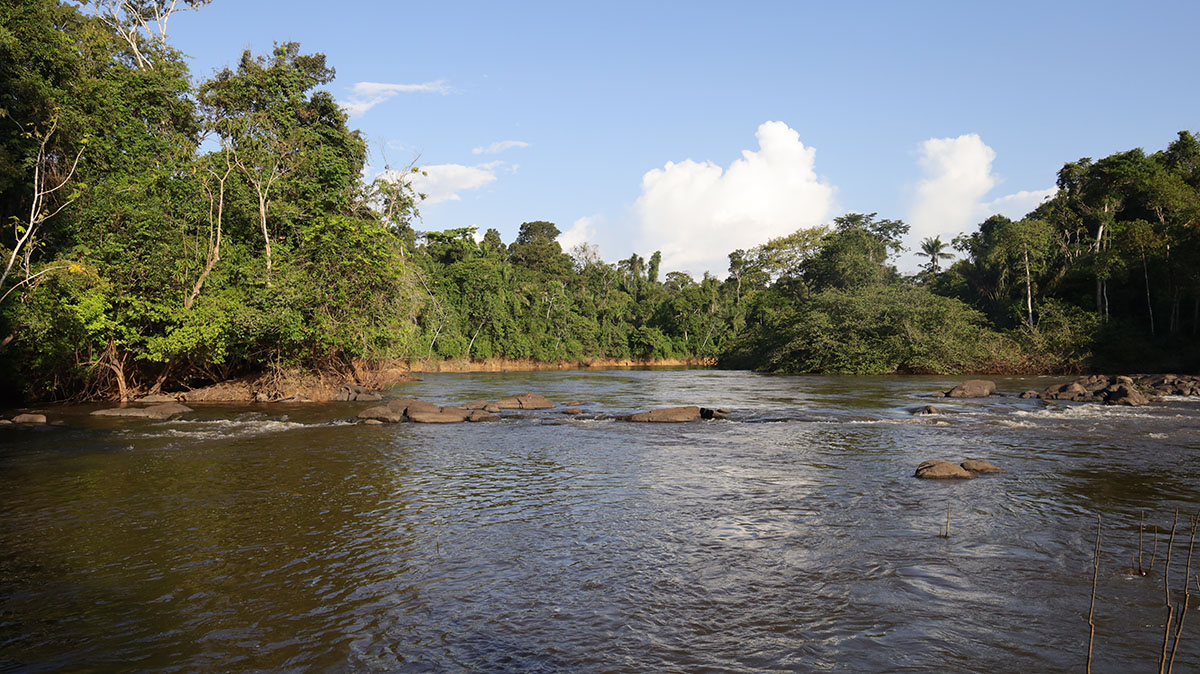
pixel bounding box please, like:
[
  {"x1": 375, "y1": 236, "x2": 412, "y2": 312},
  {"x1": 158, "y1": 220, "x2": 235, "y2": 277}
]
[{"x1": 2, "y1": 369, "x2": 1198, "y2": 672}]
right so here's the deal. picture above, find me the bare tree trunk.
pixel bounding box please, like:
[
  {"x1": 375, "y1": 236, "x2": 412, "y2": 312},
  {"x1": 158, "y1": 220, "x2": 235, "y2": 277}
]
[
  {"x1": 1023, "y1": 246, "x2": 1034, "y2": 330},
  {"x1": 1, "y1": 117, "x2": 83, "y2": 299},
  {"x1": 258, "y1": 194, "x2": 272, "y2": 281},
  {"x1": 187, "y1": 155, "x2": 232, "y2": 309}
]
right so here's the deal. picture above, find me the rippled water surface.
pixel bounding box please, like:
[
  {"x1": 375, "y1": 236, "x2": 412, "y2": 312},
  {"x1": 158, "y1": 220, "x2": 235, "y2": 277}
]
[{"x1": 2, "y1": 370, "x2": 1199, "y2": 672}]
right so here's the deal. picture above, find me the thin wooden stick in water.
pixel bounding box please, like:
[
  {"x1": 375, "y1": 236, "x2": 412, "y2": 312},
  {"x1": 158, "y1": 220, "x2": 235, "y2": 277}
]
[
  {"x1": 1167, "y1": 517, "x2": 1197, "y2": 674},
  {"x1": 1152, "y1": 525, "x2": 1160, "y2": 572},
  {"x1": 1087, "y1": 514, "x2": 1100, "y2": 674},
  {"x1": 1139, "y1": 510, "x2": 1146, "y2": 575},
  {"x1": 1158, "y1": 510, "x2": 1179, "y2": 674}
]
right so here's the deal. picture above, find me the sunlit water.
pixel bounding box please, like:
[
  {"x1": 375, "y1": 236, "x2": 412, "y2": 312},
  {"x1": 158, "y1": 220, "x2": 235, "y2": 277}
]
[{"x1": 2, "y1": 370, "x2": 1198, "y2": 672}]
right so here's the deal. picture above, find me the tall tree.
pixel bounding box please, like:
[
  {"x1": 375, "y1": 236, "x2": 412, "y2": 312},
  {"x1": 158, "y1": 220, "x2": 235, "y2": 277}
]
[{"x1": 919, "y1": 236, "x2": 954, "y2": 274}]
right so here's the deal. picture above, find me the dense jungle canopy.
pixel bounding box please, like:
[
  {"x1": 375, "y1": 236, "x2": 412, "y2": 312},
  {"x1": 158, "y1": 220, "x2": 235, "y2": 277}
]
[{"x1": 2, "y1": 0, "x2": 1199, "y2": 402}]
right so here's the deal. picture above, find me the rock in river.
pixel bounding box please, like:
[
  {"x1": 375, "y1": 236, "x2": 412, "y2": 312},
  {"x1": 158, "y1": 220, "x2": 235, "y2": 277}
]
[
  {"x1": 91, "y1": 402, "x2": 193, "y2": 420},
  {"x1": 11, "y1": 413, "x2": 48, "y2": 424},
  {"x1": 625, "y1": 406, "x2": 701, "y2": 422},
  {"x1": 495, "y1": 393, "x2": 556, "y2": 410},
  {"x1": 960, "y1": 460, "x2": 1004, "y2": 474},
  {"x1": 914, "y1": 460, "x2": 976, "y2": 479},
  {"x1": 945, "y1": 380, "x2": 997, "y2": 398}
]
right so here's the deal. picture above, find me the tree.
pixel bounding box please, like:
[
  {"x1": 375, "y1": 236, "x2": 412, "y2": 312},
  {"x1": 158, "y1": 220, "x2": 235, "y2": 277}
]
[
  {"x1": 988, "y1": 218, "x2": 1055, "y2": 330},
  {"x1": 197, "y1": 42, "x2": 339, "y2": 283},
  {"x1": 1, "y1": 115, "x2": 84, "y2": 302},
  {"x1": 919, "y1": 236, "x2": 954, "y2": 274},
  {"x1": 88, "y1": 0, "x2": 211, "y2": 71}
]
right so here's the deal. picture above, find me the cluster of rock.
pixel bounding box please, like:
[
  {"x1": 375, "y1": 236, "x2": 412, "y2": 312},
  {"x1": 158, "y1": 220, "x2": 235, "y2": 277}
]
[
  {"x1": 929, "y1": 374, "x2": 1200, "y2": 409},
  {"x1": 356, "y1": 393, "x2": 558, "y2": 424},
  {"x1": 914, "y1": 459, "x2": 1004, "y2": 479},
  {"x1": 1133, "y1": 373, "x2": 1200, "y2": 397},
  {"x1": 1023, "y1": 375, "x2": 1151, "y2": 406},
  {"x1": 355, "y1": 394, "x2": 730, "y2": 425}
]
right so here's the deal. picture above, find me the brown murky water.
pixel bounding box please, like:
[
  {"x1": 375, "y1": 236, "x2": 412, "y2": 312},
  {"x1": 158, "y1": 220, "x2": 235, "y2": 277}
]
[{"x1": 2, "y1": 370, "x2": 1198, "y2": 672}]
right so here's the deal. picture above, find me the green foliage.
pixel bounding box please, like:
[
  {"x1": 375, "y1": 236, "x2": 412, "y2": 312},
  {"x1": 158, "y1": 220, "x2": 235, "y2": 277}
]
[
  {"x1": 759, "y1": 285, "x2": 1004, "y2": 374},
  {"x1": 3, "y1": 0, "x2": 1198, "y2": 400}
]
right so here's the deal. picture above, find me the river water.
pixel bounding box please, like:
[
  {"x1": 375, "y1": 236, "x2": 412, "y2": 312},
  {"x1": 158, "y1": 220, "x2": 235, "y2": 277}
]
[{"x1": 2, "y1": 369, "x2": 1198, "y2": 673}]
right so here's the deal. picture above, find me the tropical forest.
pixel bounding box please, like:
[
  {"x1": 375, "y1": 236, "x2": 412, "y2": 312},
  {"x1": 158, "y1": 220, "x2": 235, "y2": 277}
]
[{"x1": 3, "y1": 0, "x2": 1200, "y2": 403}]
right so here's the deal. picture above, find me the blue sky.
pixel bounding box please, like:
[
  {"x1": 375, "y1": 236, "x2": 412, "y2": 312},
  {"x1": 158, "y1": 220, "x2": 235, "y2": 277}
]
[{"x1": 166, "y1": 1, "x2": 1200, "y2": 276}]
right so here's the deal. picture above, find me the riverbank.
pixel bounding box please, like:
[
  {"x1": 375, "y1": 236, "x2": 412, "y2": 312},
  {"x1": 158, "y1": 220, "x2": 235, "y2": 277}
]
[
  {"x1": 402, "y1": 356, "x2": 716, "y2": 373},
  {"x1": 46, "y1": 357, "x2": 718, "y2": 404}
]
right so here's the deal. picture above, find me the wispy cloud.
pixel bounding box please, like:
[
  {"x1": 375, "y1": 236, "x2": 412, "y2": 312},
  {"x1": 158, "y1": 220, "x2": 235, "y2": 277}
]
[
  {"x1": 340, "y1": 80, "x2": 451, "y2": 117},
  {"x1": 472, "y1": 140, "x2": 531, "y2": 155},
  {"x1": 378, "y1": 161, "x2": 509, "y2": 205}
]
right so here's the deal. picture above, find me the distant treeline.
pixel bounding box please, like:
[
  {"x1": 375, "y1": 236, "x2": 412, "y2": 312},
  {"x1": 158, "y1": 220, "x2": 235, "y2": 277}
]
[{"x1": 2, "y1": 0, "x2": 1199, "y2": 401}]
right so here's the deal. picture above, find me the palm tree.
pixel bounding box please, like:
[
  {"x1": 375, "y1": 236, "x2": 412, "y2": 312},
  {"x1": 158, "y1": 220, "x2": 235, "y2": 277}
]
[{"x1": 920, "y1": 236, "x2": 954, "y2": 273}]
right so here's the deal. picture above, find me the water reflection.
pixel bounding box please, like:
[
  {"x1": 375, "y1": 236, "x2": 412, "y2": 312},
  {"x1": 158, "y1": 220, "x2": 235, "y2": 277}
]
[{"x1": 1, "y1": 371, "x2": 1197, "y2": 672}]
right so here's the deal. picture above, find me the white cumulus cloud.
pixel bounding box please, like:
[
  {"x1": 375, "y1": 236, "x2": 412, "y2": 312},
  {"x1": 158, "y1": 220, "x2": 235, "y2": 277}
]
[
  {"x1": 558, "y1": 215, "x2": 600, "y2": 252},
  {"x1": 633, "y1": 121, "x2": 836, "y2": 277},
  {"x1": 909, "y1": 134, "x2": 998, "y2": 244},
  {"x1": 472, "y1": 140, "x2": 530, "y2": 155},
  {"x1": 340, "y1": 80, "x2": 450, "y2": 117},
  {"x1": 904, "y1": 134, "x2": 1057, "y2": 270}
]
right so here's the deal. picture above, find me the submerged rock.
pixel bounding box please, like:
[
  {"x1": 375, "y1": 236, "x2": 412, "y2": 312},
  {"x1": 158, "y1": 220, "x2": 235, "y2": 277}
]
[
  {"x1": 945, "y1": 380, "x2": 997, "y2": 398},
  {"x1": 913, "y1": 405, "x2": 942, "y2": 416},
  {"x1": 91, "y1": 402, "x2": 193, "y2": 420},
  {"x1": 961, "y1": 460, "x2": 1004, "y2": 474},
  {"x1": 467, "y1": 410, "x2": 499, "y2": 422},
  {"x1": 914, "y1": 460, "x2": 976, "y2": 479}
]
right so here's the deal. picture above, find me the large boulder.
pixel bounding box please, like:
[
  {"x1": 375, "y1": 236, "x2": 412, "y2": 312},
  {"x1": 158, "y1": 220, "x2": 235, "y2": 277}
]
[
  {"x1": 357, "y1": 405, "x2": 406, "y2": 423},
  {"x1": 11, "y1": 413, "x2": 47, "y2": 424},
  {"x1": 945, "y1": 380, "x2": 997, "y2": 398},
  {"x1": 1102, "y1": 384, "x2": 1149, "y2": 407},
  {"x1": 495, "y1": 393, "x2": 556, "y2": 410},
  {"x1": 1039, "y1": 381, "x2": 1088, "y2": 401},
  {"x1": 625, "y1": 406, "x2": 701, "y2": 422},
  {"x1": 914, "y1": 460, "x2": 976, "y2": 479},
  {"x1": 91, "y1": 402, "x2": 193, "y2": 420},
  {"x1": 461, "y1": 400, "x2": 491, "y2": 410},
  {"x1": 387, "y1": 399, "x2": 441, "y2": 416},
  {"x1": 961, "y1": 460, "x2": 1004, "y2": 474},
  {"x1": 407, "y1": 406, "x2": 471, "y2": 424}
]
